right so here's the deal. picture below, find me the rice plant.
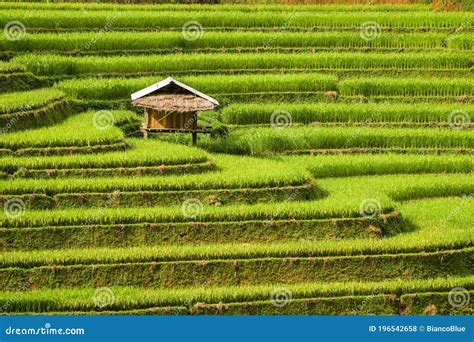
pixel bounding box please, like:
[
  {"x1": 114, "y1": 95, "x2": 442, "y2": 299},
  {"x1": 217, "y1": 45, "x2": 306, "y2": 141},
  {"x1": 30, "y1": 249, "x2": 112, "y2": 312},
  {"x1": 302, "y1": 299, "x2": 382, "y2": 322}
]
[
  {"x1": 301, "y1": 154, "x2": 473, "y2": 178},
  {"x1": 0, "y1": 61, "x2": 25, "y2": 74},
  {"x1": 13, "y1": 52, "x2": 470, "y2": 76},
  {"x1": 0, "y1": 2, "x2": 433, "y2": 12},
  {"x1": 0, "y1": 88, "x2": 64, "y2": 114},
  {"x1": 55, "y1": 73, "x2": 337, "y2": 100},
  {"x1": 339, "y1": 77, "x2": 474, "y2": 97},
  {"x1": 0, "y1": 276, "x2": 470, "y2": 313},
  {"x1": 0, "y1": 1, "x2": 472, "y2": 318},
  {"x1": 0, "y1": 10, "x2": 466, "y2": 31},
  {"x1": 447, "y1": 33, "x2": 474, "y2": 50},
  {"x1": 0, "y1": 194, "x2": 472, "y2": 266},
  {"x1": 198, "y1": 126, "x2": 474, "y2": 155},
  {"x1": 0, "y1": 173, "x2": 471, "y2": 229},
  {"x1": 0, "y1": 111, "x2": 136, "y2": 150},
  {"x1": 0, "y1": 139, "x2": 209, "y2": 173},
  {"x1": 0, "y1": 154, "x2": 311, "y2": 195},
  {"x1": 221, "y1": 102, "x2": 474, "y2": 124},
  {"x1": 1, "y1": 32, "x2": 450, "y2": 53},
  {"x1": 54, "y1": 74, "x2": 473, "y2": 101}
]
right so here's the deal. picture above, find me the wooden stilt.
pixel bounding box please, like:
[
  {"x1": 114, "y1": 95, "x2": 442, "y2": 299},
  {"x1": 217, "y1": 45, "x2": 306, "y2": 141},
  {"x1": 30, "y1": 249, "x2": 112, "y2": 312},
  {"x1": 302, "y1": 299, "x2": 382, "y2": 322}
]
[
  {"x1": 192, "y1": 132, "x2": 197, "y2": 146},
  {"x1": 143, "y1": 129, "x2": 148, "y2": 139}
]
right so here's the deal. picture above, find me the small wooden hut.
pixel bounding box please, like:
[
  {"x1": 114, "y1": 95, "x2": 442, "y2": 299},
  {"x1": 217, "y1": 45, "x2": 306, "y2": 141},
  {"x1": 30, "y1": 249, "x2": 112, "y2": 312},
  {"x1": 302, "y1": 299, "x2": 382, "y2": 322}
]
[{"x1": 131, "y1": 77, "x2": 219, "y2": 145}]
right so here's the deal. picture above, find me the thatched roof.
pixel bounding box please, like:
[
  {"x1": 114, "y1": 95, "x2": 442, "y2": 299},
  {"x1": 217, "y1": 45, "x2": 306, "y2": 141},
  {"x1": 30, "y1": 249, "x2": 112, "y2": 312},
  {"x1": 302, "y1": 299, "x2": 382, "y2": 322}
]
[
  {"x1": 132, "y1": 94, "x2": 216, "y2": 113},
  {"x1": 131, "y1": 77, "x2": 219, "y2": 106}
]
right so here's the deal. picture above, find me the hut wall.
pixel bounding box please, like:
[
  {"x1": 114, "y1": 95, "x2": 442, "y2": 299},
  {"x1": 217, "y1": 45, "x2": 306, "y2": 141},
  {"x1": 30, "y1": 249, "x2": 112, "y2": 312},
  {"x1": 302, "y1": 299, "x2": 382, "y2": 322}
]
[
  {"x1": 181, "y1": 112, "x2": 197, "y2": 130},
  {"x1": 148, "y1": 109, "x2": 168, "y2": 129},
  {"x1": 147, "y1": 109, "x2": 197, "y2": 130}
]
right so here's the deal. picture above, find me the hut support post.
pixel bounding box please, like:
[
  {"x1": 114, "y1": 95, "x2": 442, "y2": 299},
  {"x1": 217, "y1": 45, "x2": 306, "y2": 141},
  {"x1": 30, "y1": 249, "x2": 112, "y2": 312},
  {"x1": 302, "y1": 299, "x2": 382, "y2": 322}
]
[
  {"x1": 192, "y1": 132, "x2": 197, "y2": 146},
  {"x1": 143, "y1": 108, "x2": 149, "y2": 139},
  {"x1": 144, "y1": 109, "x2": 149, "y2": 126}
]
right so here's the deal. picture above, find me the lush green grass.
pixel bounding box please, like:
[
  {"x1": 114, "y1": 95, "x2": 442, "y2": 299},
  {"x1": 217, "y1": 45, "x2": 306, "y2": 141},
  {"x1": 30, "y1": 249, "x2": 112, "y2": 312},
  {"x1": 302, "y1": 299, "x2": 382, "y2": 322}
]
[
  {"x1": 11, "y1": 145, "x2": 470, "y2": 209},
  {"x1": 198, "y1": 126, "x2": 473, "y2": 155},
  {"x1": 1, "y1": 100, "x2": 74, "y2": 134},
  {"x1": 55, "y1": 73, "x2": 337, "y2": 100},
  {"x1": 0, "y1": 88, "x2": 64, "y2": 114},
  {"x1": 0, "y1": 61, "x2": 25, "y2": 74},
  {"x1": 0, "y1": 72, "x2": 46, "y2": 94},
  {"x1": 54, "y1": 74, "x2": 474, "y2": 102},
  {"x1": 0, "y1": 194, "x2": 384, "y2": 229},
  {"x1": 221, "y1": 102, "x2": 474, "y2": 125},
  {"x1": 0, "y1": 1, "x2": 472, "y2": 317},
  {"x1": 13, "y1": 52, "x2": 470, "y2": 76},
  {"x1": 0, "y1": 276, "x2": 470, "y2": 313},
  {"x1": 0, "y1": 139, "x2": 209, "y2": 174},
  {"x1": 447, "y1": 33, "x2": 474, "y2": 50},
  {"x1": 298, "y1": 154, "x2": 473, "y2": 178},
  {"x1": 0, "y1": 10, "x2": 466, "y2": 31},
  {"x1": 401, "y1": 291, "x2": 474, "y2": 315},
  {"x1": 0, "y1": 192, "x2": 474, "y2": 267},
  {"x1": 0, "y1": 3, "x2": 433, "y2": 12},
  {"x1": 1, "y1": 213, "x2": 402, "y2": 251},
  {"x1": 0, "y1": 111, "x2": 136, "y2": 150},
  {"x1": 0, "y1": 173, "x2": 470, "y2": 228},
  {"x1": 0, "y1": 154, "x2": 311, "y2": 196},
  {"x1": 339, "y1": 77, "x2": 474, "y2": 97},
  {"x1": 1, "y1": 194, "x2": 471, "y2": 266},
  {"x1": 319, "y1": 173, "x2": 474, "y2": 202},
  {"x1": 0, "y1": 183, "x2": 316, "y2": 209},
  {"x1": 1, "y1": 32, "x2": 452, "y2": 53},
  {"x1": 2, "y1": 246, "x2": 469, "y2": 291},
  {"x1": 13, "y1": 161, "x2": 215, "y2": 178}
]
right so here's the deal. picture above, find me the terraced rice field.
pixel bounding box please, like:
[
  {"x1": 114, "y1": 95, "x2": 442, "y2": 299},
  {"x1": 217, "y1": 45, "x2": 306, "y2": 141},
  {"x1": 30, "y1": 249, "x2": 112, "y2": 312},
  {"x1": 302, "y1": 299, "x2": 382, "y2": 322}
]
[{"x1": 0, "y1": 0, "x2": 472, "y2": 316}]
